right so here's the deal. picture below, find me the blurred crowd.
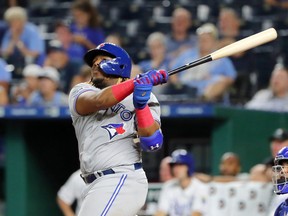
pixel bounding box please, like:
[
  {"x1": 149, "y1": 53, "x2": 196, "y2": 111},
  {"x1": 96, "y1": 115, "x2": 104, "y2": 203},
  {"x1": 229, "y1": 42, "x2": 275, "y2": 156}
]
[{"x1": 0, "y1": 0, "x2": 288, "y2": 112}]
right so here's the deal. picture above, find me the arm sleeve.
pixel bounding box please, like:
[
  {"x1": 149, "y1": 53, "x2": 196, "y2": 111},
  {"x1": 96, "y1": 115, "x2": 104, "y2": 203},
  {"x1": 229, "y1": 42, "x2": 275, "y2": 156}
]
[{"x1": 68, "y1": 83, "x2": 99, "y2": 117}]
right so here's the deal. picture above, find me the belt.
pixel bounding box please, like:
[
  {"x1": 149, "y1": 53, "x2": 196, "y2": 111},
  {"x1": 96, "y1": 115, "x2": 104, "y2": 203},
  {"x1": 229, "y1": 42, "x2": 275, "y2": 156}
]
[{"x1": 81, "y1": 162, "x2": 142, "y2": 184}]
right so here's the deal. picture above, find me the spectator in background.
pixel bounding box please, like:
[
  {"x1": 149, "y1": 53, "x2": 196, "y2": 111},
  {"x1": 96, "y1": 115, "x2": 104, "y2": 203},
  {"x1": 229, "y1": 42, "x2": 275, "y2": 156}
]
[
  {"x1": 54, "y1": 20, "x2": 84, "y2": 64},
  {"x1": 27, "y1": 66, "x2": 68, "y2": 106},
  {"x1": 159, "y1": 156, "x2": 173, "y2": 183},
  {"x1": 0, "y1": 58, "x2": 10, "y2": 105},
  {"x1": 57, "y1": 169, "x2": 86, "y2": 216},
  {"x1": 218, "y1": 152, "x2": 249, "y2": 180},
  {"x1": 70, "y1": 0, "x2": 105, "y2": 53},
  {"x1": 44, "y1": 40, "x2": 81, "y2": 94},
  {"x1": 1, "y1": 6, "x2": 45, "y2": 79},
  {"x1": 105, "y1": 33, "x2": 141, "y2": 78},
  {"x1": 245, "y1": 64, "x2": 288, "y2": 112},
  {"x1": 137, "y1": 32, "x2": 171, "y2": 96},
  {"x1": 138, "y1": 32, "x2": 170, "y2": 73},
  {"x1": 10, "y1": 64, "x2": 41, "y2": 105},
  {"x1": 265, "y1": 0, "x2": 288, "y2": 9},
  {"x1": 70, "y1": 64, "x2": 90, "y2": 89},
  {"x1": 217, "y1": 7, "x2": 255, "y2": 102},
  {"x1": 195, "y1": 151, "x2": 249, "y2": 183},
  {"x1": 219, "y1": 152, "x2": 241, "y2": 176},
  {"x1": 165, "y1": 7, "x2": 197, "y2": 60},
  {"x1": 154, "y1": 149, "x2": 207, "y2": 216},
  {"x1": 170, "y1": 23, "x2": 236, "y2": 102},
  {"x1": 0, "y1": 0, "x2": 29, "y2": 20},
  {"x1": 105, "y1": 32, "x2": 123, "y2": 46}
]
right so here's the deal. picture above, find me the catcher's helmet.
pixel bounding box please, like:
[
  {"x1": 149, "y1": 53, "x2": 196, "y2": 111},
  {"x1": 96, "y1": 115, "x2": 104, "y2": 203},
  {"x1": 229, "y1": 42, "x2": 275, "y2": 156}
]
[
  {"x1": 272, "y1": 146, "x2": 288, "y2": 194},
  {"x1": 83, "y1": 42, "x2": 132, "y2": 78},
  {"x1": 170, "y1": 149, "x2": 194, "y2": 176}
]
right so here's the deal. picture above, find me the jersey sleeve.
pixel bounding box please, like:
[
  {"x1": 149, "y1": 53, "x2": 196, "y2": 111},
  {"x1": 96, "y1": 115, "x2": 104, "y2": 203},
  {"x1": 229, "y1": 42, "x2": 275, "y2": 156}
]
[{"x1": 68, "y1": 83, "x2": 98, "y2": 117}]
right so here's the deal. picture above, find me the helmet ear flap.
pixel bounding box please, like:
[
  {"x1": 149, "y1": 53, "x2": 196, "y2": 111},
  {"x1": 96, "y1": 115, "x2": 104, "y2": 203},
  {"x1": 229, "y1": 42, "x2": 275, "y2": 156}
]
[
  {"x1": 84, "y1": 43, "x2": 132, "y2": 78},
  {"x1": 99, "y1": 57, "x2": 128, "y2": 77}
]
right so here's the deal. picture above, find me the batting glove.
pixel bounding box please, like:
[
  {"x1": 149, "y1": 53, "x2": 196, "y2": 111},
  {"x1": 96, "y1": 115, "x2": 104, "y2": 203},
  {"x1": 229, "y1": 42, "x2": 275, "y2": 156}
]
[
  {"x1": 138, "y1": 69, "x2": 169, "y2": 86},
  {"x1": 133, "y1": 76, "x2": 153, "y2": 109}
]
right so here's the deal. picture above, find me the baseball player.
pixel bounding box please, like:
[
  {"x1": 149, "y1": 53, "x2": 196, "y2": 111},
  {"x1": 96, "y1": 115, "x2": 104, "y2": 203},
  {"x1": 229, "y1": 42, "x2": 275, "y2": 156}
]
[
  {"x1": 57, "y1": 169, "x2": 86, "y2": 216},
  {"x1": 68, "y1": 42, "x2": 168, "y2": 216},
  {"x1": 272, "y1": 146, "x2": 288, "y2": 216},
  {"x1": 154, "y1": 149, "x2": 208, "y2": 216}
]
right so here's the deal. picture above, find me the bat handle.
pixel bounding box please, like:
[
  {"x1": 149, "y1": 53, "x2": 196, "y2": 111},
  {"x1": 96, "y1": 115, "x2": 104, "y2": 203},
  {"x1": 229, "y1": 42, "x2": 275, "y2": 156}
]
[{"x1": 168, "y1": 55, "x2": 212, "y2": 76}]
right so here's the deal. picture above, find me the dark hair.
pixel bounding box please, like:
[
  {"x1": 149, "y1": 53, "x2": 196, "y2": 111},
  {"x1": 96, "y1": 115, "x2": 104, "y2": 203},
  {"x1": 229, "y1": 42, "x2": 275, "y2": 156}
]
[
  {"x1": 53, "y1": 20, "x2": 70, "y2": 31},
  {"x1": 71, "y1": 0, "x2": 102, "y2": 27}
]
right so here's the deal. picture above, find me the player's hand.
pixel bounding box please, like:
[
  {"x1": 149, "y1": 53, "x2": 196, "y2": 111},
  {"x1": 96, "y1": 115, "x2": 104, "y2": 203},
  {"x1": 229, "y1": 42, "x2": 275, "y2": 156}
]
[
  {"x1": 133, "y1": 76, "x2": 153, "y2": 109},
  {"x1": 138, "y1": 69, "x2": 169, "y2": 86}
]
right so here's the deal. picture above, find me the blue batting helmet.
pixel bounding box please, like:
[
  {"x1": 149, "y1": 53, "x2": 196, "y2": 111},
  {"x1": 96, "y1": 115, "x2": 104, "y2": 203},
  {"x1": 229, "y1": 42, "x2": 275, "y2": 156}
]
[
  {"x1": 272, "y1": 146, "x2": 288, "y2": 194},
  {"x1": 83, "y1": 42, "x2": 132, "y2": 78},
  {"x1": 169, "y1": 149, "x2": 194, "y2": 176}
]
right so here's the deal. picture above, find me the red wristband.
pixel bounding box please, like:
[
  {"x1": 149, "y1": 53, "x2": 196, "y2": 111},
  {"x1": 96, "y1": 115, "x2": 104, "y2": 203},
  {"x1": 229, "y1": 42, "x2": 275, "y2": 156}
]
[
  {"x1": 135, "y1": 105, "x2": 155, "y2": 128},
  {"x1": 111, "y1": 79, "x2": 134, "y2": 102}
]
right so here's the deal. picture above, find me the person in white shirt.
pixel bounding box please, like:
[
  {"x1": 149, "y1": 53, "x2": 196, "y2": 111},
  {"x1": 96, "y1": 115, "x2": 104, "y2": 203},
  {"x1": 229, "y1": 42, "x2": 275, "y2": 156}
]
[
  {"x1": 57, "y1": 169, "x2": 86, "y2": 216},
  {"x1": 245, "y1": 64, "x2": 288, "y2": 112},
  {"x1": 154, "y1": 149, "x2": 207, "y2": 216}
]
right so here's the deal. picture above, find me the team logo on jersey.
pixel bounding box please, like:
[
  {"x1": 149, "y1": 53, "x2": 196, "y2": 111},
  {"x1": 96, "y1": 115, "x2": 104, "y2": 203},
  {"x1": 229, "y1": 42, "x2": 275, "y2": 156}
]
[{"x1": 101, "y1": 123, "x2": 126, "y2": 139}]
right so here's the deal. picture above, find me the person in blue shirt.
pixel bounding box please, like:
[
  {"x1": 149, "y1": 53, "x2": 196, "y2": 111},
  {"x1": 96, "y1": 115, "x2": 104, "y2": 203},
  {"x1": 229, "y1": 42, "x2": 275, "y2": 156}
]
[
  {"x1": 54, "y1": 20, "x2": 84, "y2": 64},
  {"x1": 1, "y1": 6, "x2": 45, "y2": 79},
  {"x1": 165, "y1": 7, "x2": 198, "y2": 60},
  {"x1": 70, "y1": 0, "x2": 105, "y2": 53},
  {"x1": 27, "y1": 66, "x2": 68, "y2": 106},
  {"x1": 170, "y1": 23, "x2": 236, "y2": 102},
  {"x1": 0, "y1": 58, "x2": 11, "y2": 105},
  {"x1": 138, "y1": 32, "x2": 171, "y2": 73},
  {"x1": 137, "y1": 32, "x2": 172, "y2": 96}
]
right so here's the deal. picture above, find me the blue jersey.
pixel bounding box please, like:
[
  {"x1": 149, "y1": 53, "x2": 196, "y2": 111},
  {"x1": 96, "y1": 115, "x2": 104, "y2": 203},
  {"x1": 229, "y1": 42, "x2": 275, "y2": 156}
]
[{"x1": 275, "y1": 199, "x2": 288, "y2": 216}]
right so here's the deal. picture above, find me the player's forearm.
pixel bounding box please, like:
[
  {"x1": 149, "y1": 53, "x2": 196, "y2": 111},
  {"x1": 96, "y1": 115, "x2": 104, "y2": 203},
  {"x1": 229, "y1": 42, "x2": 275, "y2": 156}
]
[
  {"x1": 76, "y1": 80, "x2": 134, "y2": 115},
  {"x1": 154, "y1": 211, "x2": 167, "y2": 216},
  {"x1": 96, "y1": 79, "x2": 134, "y2": 108},
  {"x1": 135, "y1": 105, "x2": 160, "y2": 136},
  {"x1": 191, "y1": 211, "x2": 202, "y2": 216},
  {"x1": 57, "y1": 197, "x2": 76, "y2": 216},
  {"x1": 137, "y1": 121, "x2": 160, "y2": 137},
  {"x1": 136, "y1": 105, "x2": 163, "y2": 152}
]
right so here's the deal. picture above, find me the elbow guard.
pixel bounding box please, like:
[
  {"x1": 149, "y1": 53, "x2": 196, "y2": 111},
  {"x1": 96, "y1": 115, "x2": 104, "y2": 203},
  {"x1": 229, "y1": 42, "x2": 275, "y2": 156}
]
[{"x1": 139, "y1": 129, "x2": 163, "y2": 152}]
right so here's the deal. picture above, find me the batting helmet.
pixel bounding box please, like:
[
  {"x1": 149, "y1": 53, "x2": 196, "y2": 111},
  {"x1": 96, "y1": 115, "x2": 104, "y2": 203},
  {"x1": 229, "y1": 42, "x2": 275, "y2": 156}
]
[
  {"x1": 169, "y1": 149, "x2": 194, "y2": 176},
  {"x1": 83, "y1": 42, "x2": 132, "y2": 78},
  {"x1": 272, "y1": 146, "x2": 288, "y2": 194}
]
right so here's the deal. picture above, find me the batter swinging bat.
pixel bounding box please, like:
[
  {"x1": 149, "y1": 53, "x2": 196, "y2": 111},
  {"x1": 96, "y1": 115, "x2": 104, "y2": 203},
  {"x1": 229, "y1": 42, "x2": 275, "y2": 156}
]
[{"x1": 168, "y1": 28, "x2": 278, "y2": 76}]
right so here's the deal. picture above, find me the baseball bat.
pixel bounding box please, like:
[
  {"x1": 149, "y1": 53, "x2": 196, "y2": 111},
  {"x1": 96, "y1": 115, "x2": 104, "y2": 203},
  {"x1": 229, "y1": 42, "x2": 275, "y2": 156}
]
[{"x1": 168, "y1": 28, "x2": 278, "y2": 76}]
